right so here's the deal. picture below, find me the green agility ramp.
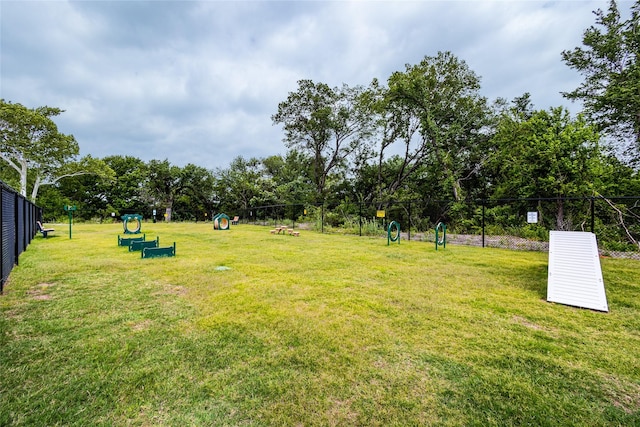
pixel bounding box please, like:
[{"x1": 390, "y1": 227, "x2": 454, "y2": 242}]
[
  {"x1": 118, "y1": 234, "x2": 145, "y2": 247},
  {"x1": 142, "y1": 242, "x2": 176, "y2": 259}
]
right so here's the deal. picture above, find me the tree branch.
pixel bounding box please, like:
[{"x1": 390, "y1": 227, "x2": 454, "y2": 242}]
[{"x1": 599, "y1": 194, "x2": 639, "y2": 248}]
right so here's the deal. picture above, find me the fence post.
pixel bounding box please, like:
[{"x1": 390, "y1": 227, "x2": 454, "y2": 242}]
[
  {"x1": 0, "y1": 188, "x2": 3, "y2": 293},
  {"x1": 14, "y1": 192, "x2": 19, "y2": 265},
  {"x1": 482, "y1": 200, "x2": 486, "y2": 248},
  {"x1": 359, "y1": 202, "x2": 362, "y2": 237},
  {"x1": 408, "y1": 201, "x2": 412, "y2": 241},
  {"x1": 591, "y1": 196, "x2": 595, "y2": 233}
]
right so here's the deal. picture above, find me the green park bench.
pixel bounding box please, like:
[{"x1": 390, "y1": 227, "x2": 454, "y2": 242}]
[{"x1": 141, "y1": 242, "x2": 176, "y2": 259}]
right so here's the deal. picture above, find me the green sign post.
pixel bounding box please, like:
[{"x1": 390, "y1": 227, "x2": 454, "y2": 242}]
[{"x1": 63, "y1": 205, "x2": 77, "y2": 239}]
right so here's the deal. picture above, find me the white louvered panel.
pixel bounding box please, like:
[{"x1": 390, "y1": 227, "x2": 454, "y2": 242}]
[{"x1": 547, "y1": 231, "x2": 608, "y2": 312}]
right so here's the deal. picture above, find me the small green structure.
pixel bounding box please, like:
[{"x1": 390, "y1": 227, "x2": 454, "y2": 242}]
[
  {"x1": 129, "y1": 237, "x2": 159, "y2": 252},
  {"x1": 141, "y1": 242, "x2": 176, "y2": 259},
  {"x1": 118, "y1": 234, "x2": 145, "y2": 247},
  {"x1": 387, "y1": 221, "x2": 401, "y2": 245},
  {"x1": 213, "y1": 213, "x2": 230, "y2": 230},
  {"x1": 121, "y1": 214, "x2": 143, "y2": 234},
  {"x1": 435, "y1": 222, "x2": 446, "y2": 250}
]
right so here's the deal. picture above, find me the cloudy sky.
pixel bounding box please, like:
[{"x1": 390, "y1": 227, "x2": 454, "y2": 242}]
[{"x1": 0, "y1": 0, "x2": 630, "y2": 170}]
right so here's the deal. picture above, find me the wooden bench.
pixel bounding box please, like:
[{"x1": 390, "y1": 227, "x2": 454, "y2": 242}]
[
  {"x1": 141, "y1": 242, "x2": 176, "y2": 259},
  {"x1": 129, "y1": 237, "x2": 159, "y2": 252},
  {"x1": 36, "y1": 221, "x2": 55, "y2": 238},
  {"x1": 118, "y1": 234, "x2": 145, "y2": 247},
  {"x1": 232, "y1": 216, "x2": 240, "y2": 225}
]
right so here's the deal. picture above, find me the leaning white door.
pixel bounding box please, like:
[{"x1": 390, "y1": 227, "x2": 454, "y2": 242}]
[{"x1": 547, "y1": 231, "x2": 608, "y2": 312}]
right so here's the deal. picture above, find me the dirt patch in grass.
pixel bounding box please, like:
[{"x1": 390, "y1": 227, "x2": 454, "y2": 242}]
[
  {"x1": 601, "y1": 373, "x2": 640, "y2": 414},
  {"x1": 27, "y1": 283, "x2": 56, "y2": 300},
  {"x1": 326, "y1": 398, "x2": 358, "y2": 425},
  {"x1": 153, "y1": 284, "x2": 188, "y2": 296},
  {"x1": 511, "y1": 315, "x2": 544, "y2": 331},
  {"x1": 131, "y1": 319, "x2": 153, "y2": 332}
]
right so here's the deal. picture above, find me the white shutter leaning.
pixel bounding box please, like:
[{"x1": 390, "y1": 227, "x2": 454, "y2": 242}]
[{"x1": 547, "y1": 231, "x2": 608, "y2": 312}]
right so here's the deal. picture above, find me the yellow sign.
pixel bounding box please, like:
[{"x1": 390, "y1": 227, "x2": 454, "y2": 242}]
[{"x1": 376, "y1": 210, "x2": 385, "y2": 218}]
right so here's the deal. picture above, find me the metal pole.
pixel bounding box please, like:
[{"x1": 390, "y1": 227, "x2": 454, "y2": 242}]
[
  {"x1": 482, "y1": 201, "x2": 485, "y2": 248},
  {"x1": 408, "y1": 201, "x2": 411, "y2": 242},
  {"x1": 64, "y1": 205, "x2": 76, "y2": 239},
  {"x1": 591, "y1": 197, "x2": 595, "y2": 233}
]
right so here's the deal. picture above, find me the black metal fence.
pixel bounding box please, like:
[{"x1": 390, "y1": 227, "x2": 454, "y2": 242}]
[
  {"x1": 1, "y1": 181, "x2": 42, "y2": 292},
  {"x1": 247, "y1": 196, "x2": 640, "y2": 259}
]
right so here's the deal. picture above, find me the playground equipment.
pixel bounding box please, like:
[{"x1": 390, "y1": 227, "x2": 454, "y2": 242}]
[
  {"x1": 121, "y1": 214, "x2": 143, "y2": 234},
  {"x1": 118, "y1": 234, "x2": 145, "y2": 247},
  {"x1": 116, "y1": 229, "x2": 176, "y2": 259},
  {"x1": 435, "y1": 222, "x2": 446, "y2": 250},
  {"x1": 142, "y1": 242, "x2": 176, "y2": 259},
  {"x1": 213, "y1": 213, "x2": 230, "y2": 230},
  {"x1": 387, "y1": 221, "x2": 400, "y2": 245},
  {"x1": 129, "y1": 237, "x2": 159, "y2": 252}
]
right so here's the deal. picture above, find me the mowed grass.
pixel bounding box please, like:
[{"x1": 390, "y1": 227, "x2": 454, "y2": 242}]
[{"x1": 1, "y1": 222, "x2": 639, "y2": 426}]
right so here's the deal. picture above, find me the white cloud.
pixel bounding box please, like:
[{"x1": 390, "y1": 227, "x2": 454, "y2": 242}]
[{"x1": 0, "y1": 0, "x2": 618, "y2": 169}]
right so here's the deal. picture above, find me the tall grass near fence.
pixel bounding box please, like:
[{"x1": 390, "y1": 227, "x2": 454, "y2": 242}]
[{"x1": 1, "y1": 223, "x2": 639, "y2": 426}]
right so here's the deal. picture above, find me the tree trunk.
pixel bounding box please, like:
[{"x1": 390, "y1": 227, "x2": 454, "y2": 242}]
[
  {"x1": 556, "y1": 198, "x2": 565, "y2": 230},
  {"x1": 18, "y1": 159, "x2": 28, "y2": 198},
  {"x1": 30, "y1": 175, "x2": 42, "y2": 202}
]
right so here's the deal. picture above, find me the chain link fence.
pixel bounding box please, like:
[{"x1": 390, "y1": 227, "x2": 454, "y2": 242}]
[{"x1": 248, "y1": 196, "x2": 640, "y2": 260}]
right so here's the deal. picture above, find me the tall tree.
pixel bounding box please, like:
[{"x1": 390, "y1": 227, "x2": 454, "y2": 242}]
[
  {"x1": 0, "y1": 99, "x2": 113, "y2": 200},
  {"x1": 174, "y1": 163, "x2": 216, "y2": 221},
  {"x1": 144, "y1": 159, "x2": 185, "y2": 222},
  {"x1": 373, "y1": 52, "x2": 491, "y2": 202},
  {"x1": 214, "y1": 156, "x2": 270, "y2": 215},
  {"x1": 93, "y1": 155, "x2": 150, "y2": 217},
  {"x1": 562, "y1": 0, "x2": 640, "y2": 161},
  {"x1": 263, "y1": 152, "x2": 315, "y2": 206},
  {"x1": 272, "y1": 80, "x2": 376, "y2": 202},
  {"x1": 489, "y1": 106, "x2": 604, "y2": 229}
]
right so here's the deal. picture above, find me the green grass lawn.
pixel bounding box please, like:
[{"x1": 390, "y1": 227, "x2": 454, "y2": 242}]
[{"x1": 1, "y1": 222, "x2": 639, "y2": 426}]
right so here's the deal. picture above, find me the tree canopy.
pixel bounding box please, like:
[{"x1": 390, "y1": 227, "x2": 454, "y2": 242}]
[
  {"x1": 0, "y1": 99, "x2": 113, "y2": 201},
  {"x1": 562, "y1": 0, "x2": 640, "y2": 161},
  {"x1": 2, "y1": 32, "x2": 639, "y2": 239},
  {"x1": 378, "y1": 51, "x2": 491, "y2": 202},
  {"x1": 272, "y1": 80, "x2": 376, "y2": 202}
]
